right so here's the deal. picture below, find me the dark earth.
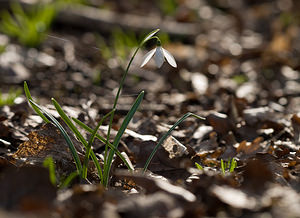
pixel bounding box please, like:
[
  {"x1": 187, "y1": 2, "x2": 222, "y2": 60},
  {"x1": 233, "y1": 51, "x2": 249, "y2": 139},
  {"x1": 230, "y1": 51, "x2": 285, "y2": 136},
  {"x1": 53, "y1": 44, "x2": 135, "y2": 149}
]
[{"x1": 1, "y1": 0, "x2": 300, "y2": 217}]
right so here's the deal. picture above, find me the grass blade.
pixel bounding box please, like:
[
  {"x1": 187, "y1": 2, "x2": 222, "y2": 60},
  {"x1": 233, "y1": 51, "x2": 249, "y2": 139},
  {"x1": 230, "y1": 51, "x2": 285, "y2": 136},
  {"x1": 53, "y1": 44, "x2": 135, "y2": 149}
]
[
  {"x1": 143, "y1": 112, "x2": 204, "y2": 172},
  {"x1": 229, "y1": 158, "x2": 237, "y2": 173},
  {"x1": 24, "y1": 81, "x2": 49, "y2": 123},
  {"x1": 221, "y1": 159, "x2": 225, "y2": 175},
  {"x1": 72, "y1": 117, "x2": 134, "y2": 171},
  {"x1": 103, "y1": 90, "x2": 144, "y2": 186},
  {"x1": 29, "y1": 99, "x2": 83, "y2": 174},
  {"x1": 195, "y1": 162, "x2": 203, "y2": 170},
  {"x1": 51, "y1": 98, "x2": 103, "y2": 181}
]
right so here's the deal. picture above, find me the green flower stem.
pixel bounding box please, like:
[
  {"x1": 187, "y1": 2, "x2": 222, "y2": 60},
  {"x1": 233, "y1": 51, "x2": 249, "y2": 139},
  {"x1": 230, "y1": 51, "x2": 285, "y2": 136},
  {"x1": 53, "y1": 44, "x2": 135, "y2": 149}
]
[
  {"x1": 149, "y1": 36, "x2": 161, "y2": 46},
  {"x1": 104, "y1": 46, "x2": 139, "y2": 164},
  {"x1": 104, "y1": 29, "x2": 159, "y2": 186}
]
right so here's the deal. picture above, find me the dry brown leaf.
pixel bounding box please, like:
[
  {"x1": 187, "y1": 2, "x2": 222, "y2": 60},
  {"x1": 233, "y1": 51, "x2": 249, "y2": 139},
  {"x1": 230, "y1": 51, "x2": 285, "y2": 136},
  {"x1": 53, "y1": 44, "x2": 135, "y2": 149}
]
[
  {"x1": 269, "y1": 33, "x2": 291, "y2": 53},
  {"x1": 241, "y1": 157, "x2": 274, "y2": 193},
  {"x1": 207, "y1": 112, "x2": 235, "y2": 135},
  {"x1": 12, "y1": 123, "x2": 84, "y2": 176},
  {"x1": 236, "y1": 137, "x2": 263, "y2": 155}
]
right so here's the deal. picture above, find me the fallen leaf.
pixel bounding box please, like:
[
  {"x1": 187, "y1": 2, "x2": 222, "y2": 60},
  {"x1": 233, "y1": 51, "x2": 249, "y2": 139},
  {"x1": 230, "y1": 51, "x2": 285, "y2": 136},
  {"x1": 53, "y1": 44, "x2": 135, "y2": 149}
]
[
  {"x1": 236, "y1": 137, "x2": 263, "y2": 155},
  {"x1": 115, "y1": 170, "x2": 196, "y2": 202},
  {"x1": 207, "y1": 112, "x2": 235, "y2": 135},
  {"x1": 241, "y1": 158, "x2": 273, "y2": 193},
  {"x1": 12, "y1": 122, "x2": 84, "y2": 176}
]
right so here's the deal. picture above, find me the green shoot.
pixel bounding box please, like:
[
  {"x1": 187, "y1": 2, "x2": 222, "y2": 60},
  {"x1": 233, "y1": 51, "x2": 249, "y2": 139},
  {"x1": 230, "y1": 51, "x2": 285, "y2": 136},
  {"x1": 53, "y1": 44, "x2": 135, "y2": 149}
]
[
  {"x1": 221, "y1": 158, "x2": 237, "y2": 175},
  {"x1": 43, "y1": 156, "x2": 57, "y2": 186},
  {"x1": 221, "y1": 159, "x2": 225, "y2": 175},
  {"x1": 43, "y1": 156, "x2": 79, "y2": 188},
  {"x1": 195, "y1": 162, "x2": 203, "y2": 170},
  {"x1": 59, "y1": 171, "x2": 79, "y2": 189},
  {"x1": 229, "y1": 158, "x2": 237, "y2": 173}
]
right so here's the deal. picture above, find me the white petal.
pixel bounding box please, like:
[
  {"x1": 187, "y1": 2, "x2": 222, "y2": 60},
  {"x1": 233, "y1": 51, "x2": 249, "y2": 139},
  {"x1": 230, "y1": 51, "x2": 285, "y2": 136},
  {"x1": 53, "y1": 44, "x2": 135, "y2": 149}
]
[
  {"x1": 140, "y1": 48, "x2": 156, "y2": 67},
  {"x1": 154, "y1": 47, "x2": 165, "y2": 68},
  {"x1": 162, "y1": 48, "x2": 177, "y2": 68}
]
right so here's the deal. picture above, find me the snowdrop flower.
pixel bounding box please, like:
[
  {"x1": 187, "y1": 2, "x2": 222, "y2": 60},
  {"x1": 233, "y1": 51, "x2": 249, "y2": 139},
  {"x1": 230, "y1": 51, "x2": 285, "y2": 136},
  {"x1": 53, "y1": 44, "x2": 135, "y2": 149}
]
[{"x1": 140, "y1": 42, "x2": 177, "y2": 68}]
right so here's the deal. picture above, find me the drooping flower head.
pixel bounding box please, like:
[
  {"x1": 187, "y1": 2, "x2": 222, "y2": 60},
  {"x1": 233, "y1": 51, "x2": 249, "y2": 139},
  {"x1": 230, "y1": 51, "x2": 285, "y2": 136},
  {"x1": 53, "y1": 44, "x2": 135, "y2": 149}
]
[{"x1": 140, "y1": 38, "x2": 177, "y2": 68}]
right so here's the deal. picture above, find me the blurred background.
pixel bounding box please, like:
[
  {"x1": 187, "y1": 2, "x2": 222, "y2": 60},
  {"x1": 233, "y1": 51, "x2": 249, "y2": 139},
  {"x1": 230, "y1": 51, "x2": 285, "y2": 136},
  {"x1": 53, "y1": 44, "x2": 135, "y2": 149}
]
[{"x1": 0, "y1": 0, "x2": 300, "y2": 115}]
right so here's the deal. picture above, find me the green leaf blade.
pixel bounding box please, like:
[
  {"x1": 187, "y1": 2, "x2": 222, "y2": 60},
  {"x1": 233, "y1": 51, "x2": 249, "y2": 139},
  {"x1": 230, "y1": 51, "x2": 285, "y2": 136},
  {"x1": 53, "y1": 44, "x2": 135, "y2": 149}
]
[
  {"x1": 72, "y1": 117, "x2": 133, "y2": 171},
  {"x1": 51, "y1": 98, "x2": 103, "y2": 181},
  {"x1": 143, "y1": 112, "x2": 204, "y2": 172},
  {"x1": 195, "y1": 162, "x2": 203, "y2": 170},
  {"x1": 29, "y1": 99, "x2": 83, "y2": 175},
  {"x1": 82, "y1": 109, "x2": 115, "y2": 179},
  {"x1": 24, "y1": 81, "x2": 49, "y2": 123},
  {"x1": 103, "y1": 90, "x2": 144, "y2": 186},
  {"x1": 221, "y1": 159, "x2": 225, "y2": 175}
]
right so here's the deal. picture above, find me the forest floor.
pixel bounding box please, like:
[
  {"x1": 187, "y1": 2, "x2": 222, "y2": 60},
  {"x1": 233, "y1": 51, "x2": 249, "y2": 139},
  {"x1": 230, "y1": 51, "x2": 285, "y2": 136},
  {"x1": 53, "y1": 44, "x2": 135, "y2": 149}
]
[{"x1": 1, "y1": 0, "x2": 300, "y2": 217}]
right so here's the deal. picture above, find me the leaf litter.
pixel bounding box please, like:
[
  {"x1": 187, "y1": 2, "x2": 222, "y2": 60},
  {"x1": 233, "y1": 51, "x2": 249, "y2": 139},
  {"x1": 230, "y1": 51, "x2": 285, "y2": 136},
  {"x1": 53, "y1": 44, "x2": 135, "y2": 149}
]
[{"x1": 1, "y1": 0, "x2": 300, "y2": 217}]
